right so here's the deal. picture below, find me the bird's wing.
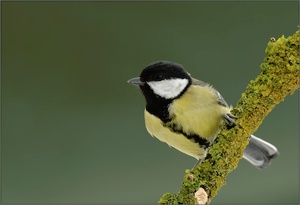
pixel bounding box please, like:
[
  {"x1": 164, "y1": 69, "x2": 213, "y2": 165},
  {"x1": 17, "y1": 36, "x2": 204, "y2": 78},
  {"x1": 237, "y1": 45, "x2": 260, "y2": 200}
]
[
  {"x1": 192, "y1": 77, "x2": 236, "y2": 127},
  {"x1": 191, "y1": 78, "x2": 229, "y2": 107}
]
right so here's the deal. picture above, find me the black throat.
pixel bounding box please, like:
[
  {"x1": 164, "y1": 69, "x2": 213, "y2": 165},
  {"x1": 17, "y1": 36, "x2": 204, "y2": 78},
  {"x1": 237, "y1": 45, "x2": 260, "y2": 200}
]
[{"x1": 140, "y1": 84, "x2": 173, "y2": 123}]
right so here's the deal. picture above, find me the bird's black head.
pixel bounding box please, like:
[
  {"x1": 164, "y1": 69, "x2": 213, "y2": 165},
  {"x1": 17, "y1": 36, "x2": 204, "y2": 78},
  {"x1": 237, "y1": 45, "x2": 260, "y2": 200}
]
[
  {"x1": 139, "y1": 61, "x2": 191, "y2": 84},
  {"x1": 128, "y1": 61, "x2": 192, "y2": 122}
]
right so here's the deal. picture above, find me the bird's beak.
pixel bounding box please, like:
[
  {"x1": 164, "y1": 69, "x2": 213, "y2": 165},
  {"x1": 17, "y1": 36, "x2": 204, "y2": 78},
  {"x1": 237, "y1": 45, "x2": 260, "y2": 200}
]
[{"x1": 127, "y1": 77, "x2": 145, "y2": 86}]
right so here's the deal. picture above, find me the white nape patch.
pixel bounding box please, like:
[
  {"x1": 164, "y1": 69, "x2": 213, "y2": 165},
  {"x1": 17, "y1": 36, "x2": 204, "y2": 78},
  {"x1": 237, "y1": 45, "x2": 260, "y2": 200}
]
[{"x1": 147, "y1": 78, "x2": 189, "y2": 99}]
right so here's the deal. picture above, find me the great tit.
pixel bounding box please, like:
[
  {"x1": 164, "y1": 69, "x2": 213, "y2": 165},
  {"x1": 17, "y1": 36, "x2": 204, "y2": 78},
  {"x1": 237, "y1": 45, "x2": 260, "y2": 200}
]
[{"x1": 128, "y1": 61, "x2": 279, "y2": 169}]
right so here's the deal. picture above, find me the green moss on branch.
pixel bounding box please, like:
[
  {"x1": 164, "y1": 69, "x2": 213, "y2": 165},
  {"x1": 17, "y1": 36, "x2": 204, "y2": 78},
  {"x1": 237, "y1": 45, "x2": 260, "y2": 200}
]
[{"x1": 159, "y1": 29, "x2": 299, "y2": 204}]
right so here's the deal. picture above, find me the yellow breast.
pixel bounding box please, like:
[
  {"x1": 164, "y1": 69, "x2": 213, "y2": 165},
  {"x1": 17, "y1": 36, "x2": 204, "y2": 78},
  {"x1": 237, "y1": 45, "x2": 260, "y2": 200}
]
[
  {"x1": 144, "y1": 84, "x2": 231, "y2": 159},
  {"x1": 144, "y1": 110, "x2": 207, "y2": 159},
  {"x1": 169, "y1": 85, "x2": 230, "y2": 139}
]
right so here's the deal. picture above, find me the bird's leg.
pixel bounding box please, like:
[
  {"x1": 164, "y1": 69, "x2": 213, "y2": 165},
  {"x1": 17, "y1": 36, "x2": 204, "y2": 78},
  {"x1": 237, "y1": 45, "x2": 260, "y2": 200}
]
[{"x1": 191, "y1": 158, "x2": 203, "y2": 171}]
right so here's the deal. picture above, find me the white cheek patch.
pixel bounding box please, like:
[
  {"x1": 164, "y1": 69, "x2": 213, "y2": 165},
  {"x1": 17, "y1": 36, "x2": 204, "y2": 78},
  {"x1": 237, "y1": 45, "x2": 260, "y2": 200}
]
[{"x1": 147, "y1": 78, "x2": 189, "y2": 99}]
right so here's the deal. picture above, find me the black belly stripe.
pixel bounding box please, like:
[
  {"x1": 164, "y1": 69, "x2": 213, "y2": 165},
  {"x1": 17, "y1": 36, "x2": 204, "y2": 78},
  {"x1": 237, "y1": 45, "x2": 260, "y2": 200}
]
[
  {"x1": 184, "y1": 133, "x2": 211, "y2": 149},
  {"x1": 164, "y1": 123, "x2": 211, "y2": 149}
]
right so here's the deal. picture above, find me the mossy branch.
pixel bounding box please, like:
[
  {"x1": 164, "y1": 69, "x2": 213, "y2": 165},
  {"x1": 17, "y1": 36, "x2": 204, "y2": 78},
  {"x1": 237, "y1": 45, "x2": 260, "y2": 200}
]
[{"x1": 159, "y1": 29, "x2": 299, "y2": 204}]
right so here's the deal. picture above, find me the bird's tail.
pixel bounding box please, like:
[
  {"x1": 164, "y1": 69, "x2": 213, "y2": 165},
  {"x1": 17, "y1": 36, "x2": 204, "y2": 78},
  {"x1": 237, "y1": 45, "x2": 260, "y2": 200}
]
[{"x1": 243, "y1": 135, "x2": 279, "y2": 169}]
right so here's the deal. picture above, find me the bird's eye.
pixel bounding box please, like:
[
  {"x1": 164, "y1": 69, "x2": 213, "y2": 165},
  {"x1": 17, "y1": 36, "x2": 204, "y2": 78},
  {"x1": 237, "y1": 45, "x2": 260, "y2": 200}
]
[{"x1": 156, "y1": 74, "x2": 164, "y2": 81}]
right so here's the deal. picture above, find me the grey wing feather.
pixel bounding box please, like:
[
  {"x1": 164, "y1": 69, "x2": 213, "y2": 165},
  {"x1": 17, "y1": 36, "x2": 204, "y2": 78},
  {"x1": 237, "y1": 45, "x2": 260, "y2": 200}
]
[
  {"x1": 216, "y1": 91, "x2": 237, "y2": 126},
  {"x1": 216, "y1": 91, "x2": 229, "y2": 108},
  {"x1": 191, "y1": 78, "x2": 208, "y2": 87},
  {"x1": 192, "y1": 78, "x2": 236, "y2": 127},
  {"x1": 214, "y1": 91, "x2": 238, "y2": 126},
  {"x1": 192, "y1": 78, "x2": 229, "y2": 107}
]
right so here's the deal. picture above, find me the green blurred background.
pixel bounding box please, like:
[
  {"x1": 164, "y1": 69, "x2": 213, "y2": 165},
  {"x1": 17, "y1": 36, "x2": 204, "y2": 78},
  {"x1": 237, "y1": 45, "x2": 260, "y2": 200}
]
[{"x1": 1, "y1": 1, "x2": 299, "y2": 204}]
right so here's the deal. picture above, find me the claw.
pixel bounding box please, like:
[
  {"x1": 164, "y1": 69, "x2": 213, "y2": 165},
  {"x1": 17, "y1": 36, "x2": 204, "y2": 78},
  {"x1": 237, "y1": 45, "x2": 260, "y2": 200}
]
[{"x1": 224, "y1": 113, "x2": 237, "y2": 129}]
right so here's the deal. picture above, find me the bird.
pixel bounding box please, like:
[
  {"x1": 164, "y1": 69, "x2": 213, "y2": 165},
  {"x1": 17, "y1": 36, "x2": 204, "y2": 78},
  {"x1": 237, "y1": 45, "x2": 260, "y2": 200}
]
[{"x1": 127, "y1": 61, "x2": 279, "y2": 169}]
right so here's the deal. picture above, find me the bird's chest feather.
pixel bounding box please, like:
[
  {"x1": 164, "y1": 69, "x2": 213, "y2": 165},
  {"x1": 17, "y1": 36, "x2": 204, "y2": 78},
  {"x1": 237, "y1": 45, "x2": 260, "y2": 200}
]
[
  {"x1": 144, "y1": 110, "x2": 207, "y2": 159},
  {"x1": 168, "y1": 85, "x2": 228, "y2": 138},
  {"x1": 144, "y1": 85, "x2": 229, "y2": 159}
]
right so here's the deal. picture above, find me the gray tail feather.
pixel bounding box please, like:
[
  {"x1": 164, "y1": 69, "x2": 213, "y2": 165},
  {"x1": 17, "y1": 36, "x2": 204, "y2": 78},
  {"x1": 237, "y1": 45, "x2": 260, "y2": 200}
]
[{"x1": 243, "y1": 135, "x2": 280, "y2": 169}]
